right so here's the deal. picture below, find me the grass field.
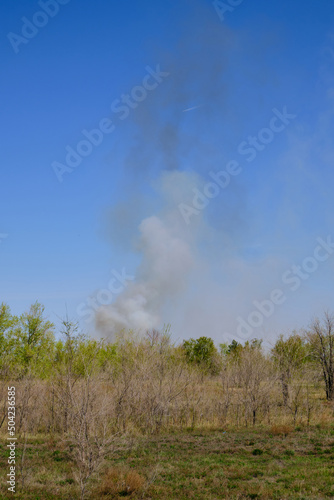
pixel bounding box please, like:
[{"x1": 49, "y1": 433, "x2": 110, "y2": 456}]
[{"x1": 1, "y1": 425, "x2": 334, "y2": 499}]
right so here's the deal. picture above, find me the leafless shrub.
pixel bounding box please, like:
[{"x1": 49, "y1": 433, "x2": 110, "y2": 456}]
[
  {"x1": 65, "y1": 375, "x2": 120, "y2": 499},
  {"x1": 231, "y1": 347, "x2": 276, "y2": 426},
  {"x1": 306, "y1": 311, "x2": 334, "y2": 400}
]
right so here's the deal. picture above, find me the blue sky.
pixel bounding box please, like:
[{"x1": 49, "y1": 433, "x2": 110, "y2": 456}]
[{"x1": 1, "y1": 0, "x2": 334, "y2": 343}]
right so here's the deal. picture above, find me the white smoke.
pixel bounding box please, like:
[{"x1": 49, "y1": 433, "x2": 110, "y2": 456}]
[{"x1": 96, "y1": 176, "x2": 196, "y2": 337}]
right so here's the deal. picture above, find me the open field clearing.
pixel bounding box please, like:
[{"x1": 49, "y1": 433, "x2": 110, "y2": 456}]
[{"x1": 1, "y1": 426, "x2": 334, "y2": 499}]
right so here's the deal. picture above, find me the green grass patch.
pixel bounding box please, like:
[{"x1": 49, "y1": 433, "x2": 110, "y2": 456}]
[{"x1": 0, "y1": 426, "x2": 334, "y2": 498}]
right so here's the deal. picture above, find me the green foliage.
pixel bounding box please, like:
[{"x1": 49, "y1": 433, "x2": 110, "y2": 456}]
[
  {"x1": 219, "y1": 342, "x2": 229, "y2": 356},
  {"x1": 182, "y1": 336, "x2": 220, "y2": 374},
  {"x1": 222, "y1": 339, "x2": 262, "y2": 362},
  {"x1": 0, "y1": 304, "x2": 119, "y2": 379},
  {"x1": 227, "y1": 339, "x2": 242, "y2": 356},
  {"x1": 0, "y1": 303, "x2": 19, "y2": 375},
  {"x1": 271, "y1": 333, "x2": 307, "y2": 371},
  {"x1": 271, "y1": 333, "x2": 307, "y2": 376},
  {"x1": 271, "y1": 332, "x2": 308, "y2": 405},
  {"x1": 245, "y1": 338, "x2": 263, "y2": 351},
  {"x1": 220, "y1": 339, "x2": 242, "y2": 367},
  {"x1": 0, "y1": 303, "x2": 17, "y2": 336},
  {"x1": 3, "y1": 302, "x2": 55, "y2": 377},
  {"x1": 54, "y1": 317, "x2": 110, "y2": 377}
]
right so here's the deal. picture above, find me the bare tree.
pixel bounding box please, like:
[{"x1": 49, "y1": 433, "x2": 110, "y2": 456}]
[
  {"x1": 233, "y1": 345, "x2": 275, "y2": 426},
  {"x1": 67, "y1": 376, "x2": 118, "y2": 500},
  {"x1": 217, "y1": 361, "x2": 233, "y2": 426},
  {"x1": 306, "y1": 312, "x2": 334, "y2": 401}
]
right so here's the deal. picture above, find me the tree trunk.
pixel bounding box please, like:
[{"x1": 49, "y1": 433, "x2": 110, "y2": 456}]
[
  {"x1": 328, "y1": 376, "x2": 334, "y2": 401},
  {"x1": 282, "y1": 380, "x2": 289, "y2": 405}
]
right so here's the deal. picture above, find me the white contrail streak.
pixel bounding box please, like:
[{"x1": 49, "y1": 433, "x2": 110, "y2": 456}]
[{"x1": 182, "y1": 105, "x2": 203, "y2": 112}]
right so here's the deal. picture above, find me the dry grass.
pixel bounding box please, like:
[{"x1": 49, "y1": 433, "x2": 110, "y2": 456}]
[
  {"x1": 1, "y1": 425, "x2": 334, "y2": 498},
  {"x1": 97, "y1": 466, "x2": 145, "y2": 498},
  {"x1": 270, "y1": 424, "x2": 294, "y2": 436}
]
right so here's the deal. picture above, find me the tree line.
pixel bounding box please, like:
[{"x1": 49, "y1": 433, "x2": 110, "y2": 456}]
[{"x1": 1, "y1": 302, "x2": 334, "y2": 402}]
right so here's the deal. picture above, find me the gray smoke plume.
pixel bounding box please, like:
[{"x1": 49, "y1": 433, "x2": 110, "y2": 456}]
[
  {"x1": 96, "y1": 171, "x2": 197, "y2": 337},
  {"x1": 96, "y1": 3, "x2": 239, "y2": 338},
  {"x1": 96, "y1": 2, "x2": 310, "y2": 345}
]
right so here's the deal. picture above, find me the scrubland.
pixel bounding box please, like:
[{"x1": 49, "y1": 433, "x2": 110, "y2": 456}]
[{"x1": 1, "y1": 303, "x2": 334, "y2": 498}]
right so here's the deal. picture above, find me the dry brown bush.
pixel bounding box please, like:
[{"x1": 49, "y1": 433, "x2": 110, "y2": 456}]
[
  {"x1": 270, "y1": 424, "x2": 293, "y2": 436},
  {"x1": 97, "y1": 466, "x2": 145, "y2": 497}
]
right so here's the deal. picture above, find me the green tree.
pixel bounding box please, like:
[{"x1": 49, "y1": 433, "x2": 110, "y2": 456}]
[
  {"x1": 7, "y1": 302, "x2": 55, "y2": 377},
  {"x1": 245, "y1": 338, "x2": 263, "y2": 351},
  {"x1": 0, "y1": 303, "x2": 18, "y2": 377},
  {"x1": 227, "y1": 339, "x2": 242, "y2": 357},
  {"x1": 271, "y1": 332, "x2": 306, "y2": 405},
  {"x1": 182, "y1": 336, "x2": 220, "y2": 375}
]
